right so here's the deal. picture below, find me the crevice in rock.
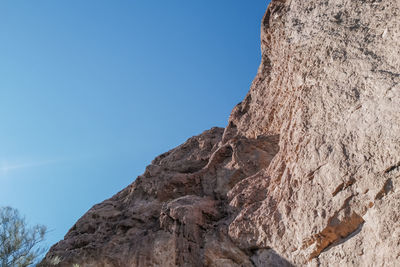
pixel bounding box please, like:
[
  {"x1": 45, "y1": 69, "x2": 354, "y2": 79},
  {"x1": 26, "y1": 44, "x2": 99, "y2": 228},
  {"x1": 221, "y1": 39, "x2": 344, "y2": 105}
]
[
  {"x1": 332, "y1": 178, "x2": 355, "y2": 197},
  {"x1": 384, "y1": 161, "x2": 400, "y2": 174},
  {"x1": 375, "y1": 178, "x2": 394, "y2": 200},
  {"x1": 307, "y1": 163, "x2": 327, "y2": 181},
  {"x1": 378, "y1": 70, "x2": 400, "y2": 79}
]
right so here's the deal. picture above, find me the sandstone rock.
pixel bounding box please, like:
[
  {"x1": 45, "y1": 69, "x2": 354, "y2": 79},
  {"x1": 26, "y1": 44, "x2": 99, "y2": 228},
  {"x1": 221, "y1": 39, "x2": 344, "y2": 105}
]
[
  {"x1": 42, "y1": 127, "x2": 281, "y2": 266},
  {"x1": 42, "y1": 0, "x2": 400, "y2": 266}
]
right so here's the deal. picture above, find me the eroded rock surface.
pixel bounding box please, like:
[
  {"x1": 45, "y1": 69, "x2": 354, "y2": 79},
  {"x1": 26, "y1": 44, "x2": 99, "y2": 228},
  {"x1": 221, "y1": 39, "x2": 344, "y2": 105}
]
[
  {"x1": 43, "y1": 128, "x2": 281, "y2": 266},
  {"x1": 43, "y1": 0, "x2": 400, "y2": 266}
]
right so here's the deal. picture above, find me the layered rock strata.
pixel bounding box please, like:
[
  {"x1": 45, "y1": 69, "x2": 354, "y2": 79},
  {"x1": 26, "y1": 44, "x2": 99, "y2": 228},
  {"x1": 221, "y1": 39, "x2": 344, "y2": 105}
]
[{"x1": 43, "y1": 0, "x2": 400, "y2": 266}]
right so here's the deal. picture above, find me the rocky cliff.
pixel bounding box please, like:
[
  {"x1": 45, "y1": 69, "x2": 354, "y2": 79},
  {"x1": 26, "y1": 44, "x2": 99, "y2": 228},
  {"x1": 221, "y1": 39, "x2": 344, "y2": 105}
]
[{"x1": 42, "y1": 0, "x2": 400, "y2": 266}]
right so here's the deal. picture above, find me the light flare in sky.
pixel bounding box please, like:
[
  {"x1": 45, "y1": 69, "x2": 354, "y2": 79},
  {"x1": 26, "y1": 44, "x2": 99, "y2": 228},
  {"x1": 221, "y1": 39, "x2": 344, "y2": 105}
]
[{"x1": 0, "y1": 159, "x2": 62, "y2": 176}]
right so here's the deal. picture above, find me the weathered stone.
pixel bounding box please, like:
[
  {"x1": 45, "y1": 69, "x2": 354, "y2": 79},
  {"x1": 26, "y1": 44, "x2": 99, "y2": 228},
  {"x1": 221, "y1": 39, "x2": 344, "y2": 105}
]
[{"x1": 42, "y1": 0, "x2": 400, "y2": 266}]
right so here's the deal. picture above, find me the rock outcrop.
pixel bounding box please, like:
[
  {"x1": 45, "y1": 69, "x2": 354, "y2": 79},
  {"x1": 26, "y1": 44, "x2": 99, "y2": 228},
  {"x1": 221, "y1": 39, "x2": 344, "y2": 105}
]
[{"x1": 43, "y1": 0, "x2": 400, "y2": 266}]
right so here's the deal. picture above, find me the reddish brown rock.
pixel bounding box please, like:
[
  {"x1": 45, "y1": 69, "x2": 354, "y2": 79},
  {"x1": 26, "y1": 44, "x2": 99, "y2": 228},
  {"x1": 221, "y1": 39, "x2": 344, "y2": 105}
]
[
  {"x1": 43, "y1": 0, "x2": 400, "y2": 266},
  {"x1": 42, "y1": 128, "x2": 282, "y2": 266}
]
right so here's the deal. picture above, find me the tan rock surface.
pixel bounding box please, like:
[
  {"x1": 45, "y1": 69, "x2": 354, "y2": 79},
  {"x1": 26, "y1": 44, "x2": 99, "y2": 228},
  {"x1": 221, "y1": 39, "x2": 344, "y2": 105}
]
[{"x1": 43, "y1": 0, "x2": 400, "y2": 266}]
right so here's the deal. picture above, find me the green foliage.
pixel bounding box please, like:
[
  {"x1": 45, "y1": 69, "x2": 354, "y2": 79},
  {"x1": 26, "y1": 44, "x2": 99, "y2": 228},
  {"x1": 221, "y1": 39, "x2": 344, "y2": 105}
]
[{"x1": 0, "y1": 207, "x2": 46, "y2": 267}]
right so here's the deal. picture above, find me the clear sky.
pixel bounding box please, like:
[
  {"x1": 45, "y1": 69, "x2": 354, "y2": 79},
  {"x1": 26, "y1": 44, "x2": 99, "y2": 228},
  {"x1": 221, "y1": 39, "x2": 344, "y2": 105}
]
[{"x1": 0, "y1": 0, "x2": 270, "y2": 250}]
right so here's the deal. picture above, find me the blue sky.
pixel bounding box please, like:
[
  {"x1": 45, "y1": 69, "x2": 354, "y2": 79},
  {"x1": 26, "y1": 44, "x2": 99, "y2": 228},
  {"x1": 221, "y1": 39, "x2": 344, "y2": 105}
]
[{"x1": 0, "y1": 1, "x2": 269, "y2": 250}]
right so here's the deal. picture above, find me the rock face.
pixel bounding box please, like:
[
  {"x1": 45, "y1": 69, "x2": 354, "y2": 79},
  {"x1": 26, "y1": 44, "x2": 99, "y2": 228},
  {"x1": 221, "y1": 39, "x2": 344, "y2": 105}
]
[{"x1": 43, "y1": 0, "x2": 400, "y2": 266}]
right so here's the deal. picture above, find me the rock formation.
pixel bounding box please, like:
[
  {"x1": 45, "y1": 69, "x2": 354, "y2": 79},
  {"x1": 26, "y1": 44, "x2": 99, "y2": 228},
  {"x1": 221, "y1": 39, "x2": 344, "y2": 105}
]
[{"x1": 42, "y1": 0, "x2": 400, "y2": 266}]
